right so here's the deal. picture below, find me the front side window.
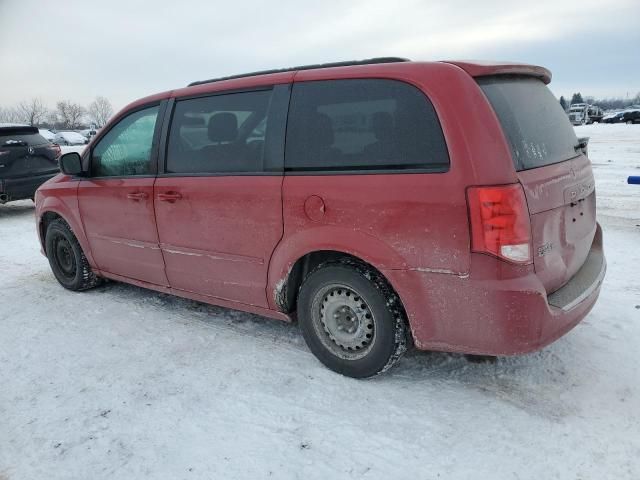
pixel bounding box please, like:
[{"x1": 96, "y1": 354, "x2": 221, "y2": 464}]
[
  {"x1": 166, "y1": 90, "x2": 272, "y2": 174},
  {"x1": 91, "y1": 105, "x2": 159, "y2": 177},
  {"x1": 285, "y1": 79, "x2": 449, "y2": 172}
]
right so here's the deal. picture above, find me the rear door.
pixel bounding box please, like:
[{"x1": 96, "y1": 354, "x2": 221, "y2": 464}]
[
  {"x1": 282, "y1": 77, "x2": 464, "y2": 274},
  {"x1": 153, "y1": 86, "x2": 289, "y2": 308},
  {"x1": 78, "y1": 103, "x2": 168, "y2": 285},
  {"x1": 479, "y1": 77, "x2": 597, "y2": 293}
]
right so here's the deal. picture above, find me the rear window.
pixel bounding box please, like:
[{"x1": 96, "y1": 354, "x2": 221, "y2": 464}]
[
  {"x1": 285, "y1": 79, "x2": 449, "y2": 172},
  {"x1": 478, "y1": 76, "x2": 579, "y2": 171},
  {"x1": 0, "y1": 127, "x2": 48, "y2": 147}
]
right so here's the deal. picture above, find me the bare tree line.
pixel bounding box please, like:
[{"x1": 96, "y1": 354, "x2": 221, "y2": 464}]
[{"x1": 0, "y1": 96, "x2": 114, "y2": 129}]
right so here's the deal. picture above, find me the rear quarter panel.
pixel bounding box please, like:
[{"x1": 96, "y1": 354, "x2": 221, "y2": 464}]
[{"x1": 269, "y1": 62, "x2": 518, "y2": 310}]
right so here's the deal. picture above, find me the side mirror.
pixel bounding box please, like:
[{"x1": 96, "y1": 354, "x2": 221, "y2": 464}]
[{"x1": 59, "y1": 152, "x2": 84, "y2": 176}]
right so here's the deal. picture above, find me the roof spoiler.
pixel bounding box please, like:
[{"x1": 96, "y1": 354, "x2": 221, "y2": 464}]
[{"x1": 443, "y1": 61, "x2": 552, "y2": 84}]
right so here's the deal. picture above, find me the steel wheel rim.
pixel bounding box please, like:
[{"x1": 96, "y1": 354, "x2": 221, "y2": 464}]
[
  {"x1": 53, "y1": 235, "x2": 76, "y2": 280},
  {"x1": 311, "y1": 284, "x2": 376, "y2": 360}
]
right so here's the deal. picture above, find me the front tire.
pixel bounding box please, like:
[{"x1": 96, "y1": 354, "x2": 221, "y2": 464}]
[
  {"x1": 45, "y1": 219, "x2": 101, "y2": 291},
  {"x1": 297, "y1": 261, "x2": 408, "y2": 378}
]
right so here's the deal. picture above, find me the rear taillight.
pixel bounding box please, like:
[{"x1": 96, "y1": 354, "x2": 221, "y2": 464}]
[
  {"x1": 49, "y1": 143, "x2": 61, "y2": 158},
  {"x1": 467, "y1": 183, "x2": 532, "y2": 264}
]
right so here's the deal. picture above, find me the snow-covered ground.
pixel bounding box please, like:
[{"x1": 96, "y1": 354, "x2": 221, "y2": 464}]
[{"x1": 1, "y1": 124, "x2": 639, "y2": 479}]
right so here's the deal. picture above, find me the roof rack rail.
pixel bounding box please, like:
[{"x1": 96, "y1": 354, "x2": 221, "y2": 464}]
[{"x1": 187, "y1": 57, "x2": 410, "y2": 87}]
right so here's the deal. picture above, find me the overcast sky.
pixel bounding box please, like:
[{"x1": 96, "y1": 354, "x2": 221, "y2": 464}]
[{"x1": 1, "y1": 0, "x2": 638, "y2": 113}]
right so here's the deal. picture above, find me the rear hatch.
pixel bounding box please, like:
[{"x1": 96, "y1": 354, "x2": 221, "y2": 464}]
[
  {"x1": 0, "y1": 126, "x2": 60, "y2": 179},
  {"x1": 479, "y1": 76, "x2": 597, "y2": 294}
]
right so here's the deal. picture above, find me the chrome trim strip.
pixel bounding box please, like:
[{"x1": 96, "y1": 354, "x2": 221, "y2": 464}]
[
  {"x1": 559, "y1": 257, "x2": 606, "y2": 312},
  {"x1": 160, "y1": 243, "x2": 264, "y2": 265}
]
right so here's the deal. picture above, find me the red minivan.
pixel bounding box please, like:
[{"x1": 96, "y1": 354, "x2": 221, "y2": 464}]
[{"x1": 35, "y1": 58, "x2": 606, "y2": 377}]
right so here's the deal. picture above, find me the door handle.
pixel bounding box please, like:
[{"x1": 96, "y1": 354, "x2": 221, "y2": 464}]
[
  {"x1": 126, "y1": 192, "x2": 148, "y2": 201},
  {"x1": 157, "y1": 192, "x2": 182, "y2": 202}
]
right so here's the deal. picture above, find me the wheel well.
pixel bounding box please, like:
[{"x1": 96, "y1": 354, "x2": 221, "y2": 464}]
[
  {"x1": 39, "y1": 211, "x2": 63, "y2": 253},
  {"x1": 277, "y1": 250, "x2": 406, "y2": 318}
]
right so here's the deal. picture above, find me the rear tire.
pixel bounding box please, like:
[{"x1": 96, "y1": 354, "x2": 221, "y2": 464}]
[
  {"x1": 45, "y1": 219, "x2": 101, "y2": 291},
  {"x1": 297, "y1": 261, "x2": 408, "y2": 378}
]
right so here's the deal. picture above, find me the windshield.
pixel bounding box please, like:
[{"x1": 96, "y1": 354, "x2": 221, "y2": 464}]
[{"x1": 479, "y1": 76, "x2": 579, "y2": 171}]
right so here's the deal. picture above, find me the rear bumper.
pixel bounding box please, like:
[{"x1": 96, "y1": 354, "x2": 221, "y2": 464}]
[
  {"x1": 0, "y1": 171, "x2": 58, "y2": 202},
  {"x1": 385, "y1": 223, "x2": 606, "y2": 355}
]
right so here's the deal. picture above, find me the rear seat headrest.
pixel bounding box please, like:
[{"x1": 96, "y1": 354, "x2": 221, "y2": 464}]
[
  {"x1": 208, "y1": 112, "x2": 238, "y2": 142},
  {"x1": 308, "y1": 112, "x2": 334, "y2": 147}
]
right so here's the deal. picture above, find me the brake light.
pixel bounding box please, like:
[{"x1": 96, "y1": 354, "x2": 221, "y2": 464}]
[
  {"x1": 467, "y1": 183, "x2": 532, "y2": 264},
  {"x1": 49, "y1": 143, "x2": 61, "y2": 158}
]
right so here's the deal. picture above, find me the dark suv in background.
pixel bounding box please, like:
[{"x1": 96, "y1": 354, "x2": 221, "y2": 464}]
[
  {"x1": 0, "y1": 125, "x2": 60, "y2": 204},
  {"x1": 622, "y1": 110, "x2": 640, "y2": 124}
]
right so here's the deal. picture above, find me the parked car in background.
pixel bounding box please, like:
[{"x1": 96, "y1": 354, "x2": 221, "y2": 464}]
[
  {"x1": 39, "y1": 128, "x2": 57, "y2": 143},
  {"x1": 568, "y1": 103, "x2": 603, "y2": 125},
  {"x1": 0, "y1": 124, "x2": 60, "y2": 203},
  {"x1": 79, "y1": 128, "x2": 98, "y2": 142},
  {"x1": 586, "y1": 105, "x2": 603, "y2": 123},
  {"x1": 622, "y1": 110, "x2": 640, "y2": 124},
  {"x1": 602, "y1": 111, "x2": 625, "y2": 124},
  {"x1": 568, "y1": 103, "x2": 589, "y2": 125},
  {"x1": 36, "y1": 58, "x2": 605, "y2": 377},
  {"x1": 54, "y1": 131, "x2": 88, "y2": 145},
  {"x1": 38, "y1": 129, "x2": 62, "y2": 158}
]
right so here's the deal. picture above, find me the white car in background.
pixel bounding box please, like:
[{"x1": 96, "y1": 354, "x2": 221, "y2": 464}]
[
  {"x1": 79, "y1": 128, "x2": 98, "y2": 142},
  {"x1": 38, "y1": 128, "x2": 57, "y2": 143},
  {"x1": 53, "y1": 131, "x2": 88, "y2": 146}
]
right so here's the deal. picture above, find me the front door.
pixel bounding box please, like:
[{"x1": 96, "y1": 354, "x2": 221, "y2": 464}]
[
  {"x1": 153, "y1": 87, "x2": 288, "y2": 307},
  {"x1": 78, "y1": 104, "x2": 168, "y2": 285}
]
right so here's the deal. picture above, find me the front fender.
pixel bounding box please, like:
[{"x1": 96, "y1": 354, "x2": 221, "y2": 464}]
[
  {"x1": 266, "y1": 225, "x2": 409, "y2": 311},
  {"x1": 36, "y1": 177, "x2": 97, "y2": 269}
]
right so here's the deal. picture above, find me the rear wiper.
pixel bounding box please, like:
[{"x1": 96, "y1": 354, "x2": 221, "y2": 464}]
[{"x1": 574, "y1": 137, "x2": 589, "y2": 153}]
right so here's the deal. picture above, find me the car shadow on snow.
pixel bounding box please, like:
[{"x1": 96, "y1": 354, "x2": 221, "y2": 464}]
[
  {"x1": 387, "y1": 345, "x2": 578, "y2": 421},
  {"x1": 93, "y1": 279, "x2": 579, "y2": 421},
  {"x1": 96, "y1": 280, "x2": 305, "y2": 346}
]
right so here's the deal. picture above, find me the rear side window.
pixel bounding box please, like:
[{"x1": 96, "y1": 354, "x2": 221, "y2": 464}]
[
  {"x1": 166, "y1": 90, "x2": 272, "y2": 174},
  {"x1": 285, "y1": 79, "x2": 449, "y2": 172},
  {"x1": 478, "y1": 76, "x2": 579, "y2": 171}
]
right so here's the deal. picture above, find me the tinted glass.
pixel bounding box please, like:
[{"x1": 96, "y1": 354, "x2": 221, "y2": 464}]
[
  {"x1": 478, "y1": 76, "x2": 579, "y2": 171},
  {"x1": 92, "y1": 106, "x2": 159, "y2": 176},
  {"x1": 166, "y1": 90, "x2": 272, "y2": 174},
  {"x1": 285, "y1": 79, "x2": 449, "y2": 171},
  {"x1": 0, "y1": 132, "x2": 48, "y2": 146}
]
